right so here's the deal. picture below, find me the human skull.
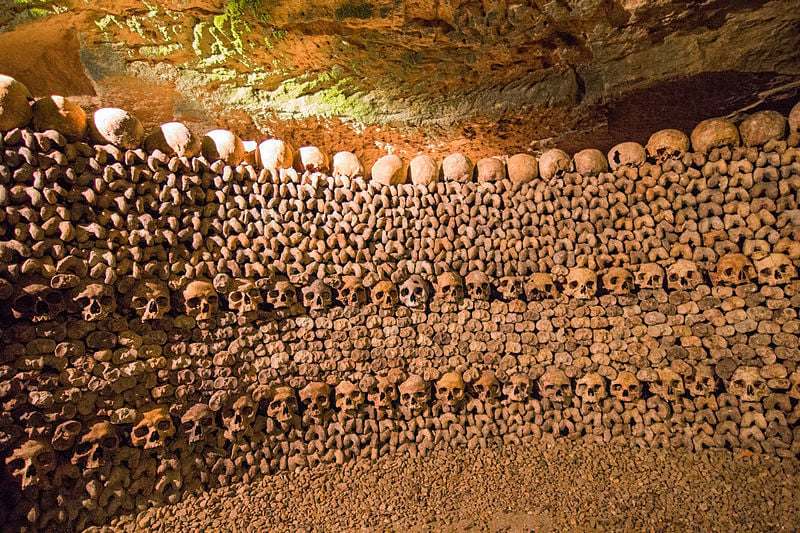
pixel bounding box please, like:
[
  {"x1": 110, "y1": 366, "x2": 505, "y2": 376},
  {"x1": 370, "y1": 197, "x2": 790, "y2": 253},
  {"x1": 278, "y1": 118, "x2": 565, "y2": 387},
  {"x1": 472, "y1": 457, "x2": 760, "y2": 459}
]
[
  {"x1": 74, "y1": 280, "x2": 116, "y2": 321},
  {"x1": 503, "y1": 373, "x2": 532, "y2": 403},
  {"x1": 727, "y1": 366, "x2": 769, "y2": 402},
  {"x1": 650, "y1": 368, "x2": 685, "y2": 402},
  {"x1": 372, "y1": 280, "x2": 398, "y2": 309},
  {"x1": 645, "y1": 129, "x2": 690, "y2": 160},
  {"x1": 0, "y1": 74, "x2": 33, "y2": 131},
  {"x1": 690, "y1": 118, "x2": 740, "y2": 152},
  {"x1": 607, "y1": 142, "x2": 646, "y2": 170},
  {"x1": 300, "y1": 382, "x2": 332, "y2": 421},
  {"x1": 226, "y1": 278, "x2": 263, "y2": 316},
  {"x1": 201, "y1": 129, "x2": 245, "y2": 165},
  {"x1": 371, "y1": 154, "x2": 406, "y2": 185},
  {"x1": 131, "y1": 406, "x2": 175, "y2": 450},
  {"x1": 538, "y1": 148, "x2": 571, "y2": 180},
  {"x1": 576, "y1": 373, "x2": 607, "y2": 404},
  {"x1": 497, "y1": 276, "x2": 524, "y2": 301},
  {"x1": 11, "y1": 276, "x2": 65, "y2": 322},
  {"x1": 222, "y1": 395, "x2": 256, "y2": 440},
  {"x1": 738, "y1": 110, "x2": 787, "y2": 147},
  {"x1": 539, "y1": 368, "x2": 573, "y2": 404},
  {"x1": 666, "y1": 260, "x2": 704, "y2": 291},
  {"x1": 565, "y1": 268, "x2": 597, "y2": 300},
  {"x1": 525, "y1": 273, "x2": 558, "y2": 301},
  {"x1": 408, "y1": 154, "x2": 439, "y2": 186},
  {"x1": 685, "y1": 365, "x2": 717, "y2": 397},
  {"x1": 368, "y1": 376, "x2": 398, "y2": 410},
  {"x1": 634, "y1": 263, "x2": 665, "y2": 290},
  {"x1": 51, "y1": 420, "x2": 83, "y2": 451},
  {"x1": 714, "y1": 253, "x2": 756, "y2": 285},
  {"x1": 399, "y1": 275, "x2": 431, "y2": 310},
  {"x1": 399, "y1": 374, "x2": 429, "y2": 417},
  {"x1": 267, "y1": 386, "x2": 299, "y2": 424},
  {"x1": 183, "y1": 279, "x2": 219, "y2": 321},
  {"x1": 755, "y1": 253, "x2": 797, "y2": 286},
  {"x1": 180, "y1": 404, "x2": 215, "y2": 444},
  {"x1": 90, "y1": 107, "x2": 144, "y2": 149},
  {"x1": 72, "y1": 422, "x2": 119, "y2": 470},
  {"x1": 131, "y1": 278, "x2": 170, "y2": 321},
  {"x1": 338, "y1": 276, "x2": 367, "y2": 306},
  {"x1": 302, "y1": 279, "x2": 333, "y2": 311},
  {"x1": 572, "y1": 148, "x2": 608, "y2": 175},
  {"x1": 507, "y1": 153, "x2": 538, "y2": 184},
  {"x1": 602, "y1": 267, "x2": 633, "y2": 295},
  {"x1": 294, "y1": 145, "x2": 329, "y2": 173},
  {"x1": 8, "y1": 440, "x2": 57, "y2": 490},
  {"x1": 472, "y1": 371, "x2": 501, "y2": 403},
  {"x1": 610, "y1": 371, "x2": 640, "y2": 403},
  {"x1": 465, "y1": 271, "x2": 491, "y2": 301},
  {"x1": 436, "y1": 372, "x2": 466, "y2": 412},
  {"x1": 267, "y1": 278, "x2": 297, "y2": 309},
  {"x1": 335, "y1": 380, "x2": 365, "y2": 418},
  {"x1": 332, "y1": 151, "x2": 364, "y2": 178},
  {"x1": 436, "y1": 271, "x2": 464, "y2": 303}
]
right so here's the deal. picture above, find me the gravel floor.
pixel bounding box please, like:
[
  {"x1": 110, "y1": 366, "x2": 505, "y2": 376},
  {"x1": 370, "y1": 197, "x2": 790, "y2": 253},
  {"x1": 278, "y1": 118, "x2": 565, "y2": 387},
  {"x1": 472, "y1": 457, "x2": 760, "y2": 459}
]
[{"x1": 106, "y1": 442, "x2": 800, "y2": 532}]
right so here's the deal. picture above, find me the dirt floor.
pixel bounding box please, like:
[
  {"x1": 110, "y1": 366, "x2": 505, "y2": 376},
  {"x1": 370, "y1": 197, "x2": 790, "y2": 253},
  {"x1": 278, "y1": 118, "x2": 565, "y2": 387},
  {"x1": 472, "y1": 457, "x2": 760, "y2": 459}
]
[{"x1": 106, "y1": 441, "x2": 800, "y2": 532}]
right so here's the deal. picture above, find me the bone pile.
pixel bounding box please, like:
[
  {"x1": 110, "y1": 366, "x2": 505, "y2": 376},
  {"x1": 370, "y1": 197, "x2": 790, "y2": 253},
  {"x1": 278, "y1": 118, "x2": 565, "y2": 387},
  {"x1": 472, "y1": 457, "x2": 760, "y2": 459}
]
[{"x1": 1, "y1": 74, "x2": 800, "y2": 530}]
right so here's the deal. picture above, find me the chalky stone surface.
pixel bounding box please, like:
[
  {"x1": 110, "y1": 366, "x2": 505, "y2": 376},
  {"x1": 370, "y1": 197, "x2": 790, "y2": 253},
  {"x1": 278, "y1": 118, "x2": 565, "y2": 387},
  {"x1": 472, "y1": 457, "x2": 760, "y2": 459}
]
[{"x1": 110, "y1": 442, "x2": 800, "y2": 532}]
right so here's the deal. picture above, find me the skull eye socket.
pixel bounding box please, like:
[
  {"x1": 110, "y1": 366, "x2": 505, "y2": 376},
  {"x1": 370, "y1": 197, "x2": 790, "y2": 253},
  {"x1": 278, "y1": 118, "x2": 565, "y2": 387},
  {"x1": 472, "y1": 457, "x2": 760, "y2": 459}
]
[
  {"x1": 568, "y1": 281, "x2": 578, "y2": 289},
  {"x1": 187, "y1": 297, "x2": 200, "y2": 307},
  {"x1": 241, "y1": 406, "x2": 253, "y2": 416},
  {"x1": 414, "y1": 287, "x2": 423, "y2": 296},
  {"x1": 15, "y1": 294, "x2": 35, "y2": 309},
  {"x1": 133, "y1": 426, "x2": 149, "y2": 438},
  {"x1": 75, "y1": 297, "x2": 90, "y2": 307},
  {"x1": 248, "y1": 289, "x2": 260, "y2": 298},
  {"x1": 207, "y1": 296, "x2": 218, "y2": 304},
  {"x1": 157, "y1": 420, "x2": 171, "y2": 431},
  {"x1": 668, "y1": 273, "x2": 679, "y2": 281},
  {"x1": 230, "y1": 292, "x2": 243, "y2": 302},
  {"x1": 399, "y1": 287, "x2": 409, "y2": 297},
  {"x1": 101, "y1": 436, "x2": 118, "y2": 448},
  {"x1": 132, "y1": 297, "x2": 147, "y2": 308},
  {"x1": 75, "y1": 442, "x2": 92, "y2": 455},
  {"x1": 180, "y1": 421, "x2": 194, "y2": 432}
]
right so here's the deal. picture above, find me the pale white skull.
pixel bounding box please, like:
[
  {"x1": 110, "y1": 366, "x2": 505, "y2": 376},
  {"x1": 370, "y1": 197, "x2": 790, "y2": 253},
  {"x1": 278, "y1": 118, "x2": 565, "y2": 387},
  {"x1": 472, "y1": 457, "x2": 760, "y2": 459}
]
[
  {"x1": 465, "y1": 271, "x2": 491, "y2": 301},
  {"x1": 634, "y1": 263, "x2": 665, "y2": 290},
  {"x1": 399, "y1": 275, "x2": 431, "y2": 310},
  {"x1": 436, "y1": 271, "x2": 464, "y2": 303},
  {"x1": 685, "y1": 365, "x2": 717, "y2": 397},
  {"x1": 436, "y1": 371, "x2": 466, "y2": 412},
  {"x1": 649, "y1": 368, "x2": 685, "y2": 402},
  {"x1": 399, "y1": 374, "x2": 429, "y2": 417},
  {"x1": 335, "y1": 380, "x2": 365, "y2": 417},
  {"x1": 602, "y1": 267, "x2": 633, "y2": 295},
  {"x1": 565, "y1": 268, "x2": 597, "y2": 300},
  {"x1": 503, "y1": 373, "x2": 532, "y2": 403},
  {"x1": 576, "y1": 372, "x2": 607, "y2": 404},
  {"x1": 727, "y1": 366, "x2": 769, "y2": 402},
  {"x1": 539, "y1": 368, "x2": 573, "y2": 404},
  {"x1": 666, "y1": 260, "x2": 704, "y2": 291},
  {"x1": 74, "y1": 281, "x2": 116, "y2": 321},
  {"x1": 525, "y1": 273, "x2": 558, "y2": 301},
  {"x1": 610, "y1": 371, "x2": 640, "y2": 403},
  {"x1": 300, "y1": 382, "x2": 332, "y2": 421},
  {"x1": 497, "y1": 276, "x2": 524, "y2": 301},
  {"x1": 227, "y1": 278, "x2": 263, "y2": 316},
  {"x1": 267, "y1": 386, "x2": 299, "y2": 424},
  {"x1": 183, "y1": 279, "x2": 219, "y2": 321},
  {"x1": 180, "y1": 404, "x2": 215, "y2": 444},
  {"x1": 372, "y1": 280, "x2": 398, "y2": 309},
  {"x1": 72, "y1": 422, "x2": 119, "y2": 470},
  {"x1": 131, "y1": 406, "x2": 175, "y2": 450},
  {"x1": 473, "y1": 370, "x2": 500, "y2": 403},
  {"x1": 222, "y1": 395, "x2": 256, "y2": 440},
  {"x1": 302, "y1": 279, "x2": 333, "y2": 311},
  {"x1": 131, "y1": 278, "x2": 170, "y2": 321},
  {"x1": 714, "y1": 253, "x2": 756, "y2": 285},
  {"x1": 267, "y1": 278, "x2": 297, "y2": 309},
  {"x1": 332, "y1": 151, "x2": 364, "y2": 178},
  {"x1": 755, "y1": 253, "x2": 797, "y2": 286},
  {"x1": 8, "y1": 440, "x2": 57, "y2": 490}
]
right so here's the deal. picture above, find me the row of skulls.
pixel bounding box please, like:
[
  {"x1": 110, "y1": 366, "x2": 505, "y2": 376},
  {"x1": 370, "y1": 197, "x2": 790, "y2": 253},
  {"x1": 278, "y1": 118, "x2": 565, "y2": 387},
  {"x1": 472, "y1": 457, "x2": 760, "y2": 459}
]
[
  {"x1": 8, "y1": 363, "x2": 800, "y2": 490},
  {"x1": 6, "y1": 253, "x2": 797, "y2": 322}
]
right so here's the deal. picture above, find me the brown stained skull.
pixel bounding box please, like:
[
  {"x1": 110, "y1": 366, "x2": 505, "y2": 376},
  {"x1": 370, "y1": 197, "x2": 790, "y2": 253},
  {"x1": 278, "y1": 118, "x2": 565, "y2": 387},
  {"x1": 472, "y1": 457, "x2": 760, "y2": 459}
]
[
  {"x1": 51, "y1": 420, "x2": 83, "y2": 451},
  {"x1": 650, "y1": 368, "x2": 685, "y2": 403},
  {"x1": 267, "y1": 386, "x2": 299, "y2": 425},
  {"x1": 503, "y1": 373, "x2": 532, "y2": 403},
  {"x1": 755, "y1": 253, "x2": 797, "y2": 286},
  {"x1": 691, "y1": 118, "x2": 740, "y2": 153},
  {"x1": 180, "y1": 404, "x2": 215, "y2": 444},
  {"x1": 335, "y1": 380, "x2": 366, "y2": 418},
  {"x1": 539, "y1": 368, "x2": 573, "y2": 405},
  {"x1": 634, "y1": 263, "x2": 665, "y2": 290},
  {"x1": 227, "y1": 278, "x2": 263, "y2": 316},
  {"x1": 72, "y1": 422, "x2": 119, "y2": 470},
  {"x1": 473, "y1": 370, "x2": 501, "y2": 403},
  {"x1": 497, "y1": 276, "x2": 524, "y2": 301},
  {"x1": 565, "y1": 268, "x2": 597, "y2": 300},
  {"x1": 437, "y1": 271, "x2": 464, "y2": 303},
  {"x1": 666, "y1": 260, "x2": 704, "y2": 291},
  {"x1": 183, "y1": 279, "x2": 219, "y2": 321},
  {"x1": 131, "y1": 278, "x2": 171, "y2": 321},
  {"x1": 685, "y1": 365, "x2": 717, "y2": 397},
  {"x1": 727, "y1": 366, "x2": 770, "y2": 402},
  {"x1": 339, "y1": 276, "x2": 368, "y2": 307},
  {"x1": 8, "y1": 440, "x2": 57, "y2": 490},
  {"x1": 300, "y1": 382, "x2": 332, "y2": 422},
  {"x1": 368, "y1": 376, "x2": 398, "y2": 411},
  {"x1": 222, "y1": 395, "x2": 256, "y2": 440},
  {"x1": 131, "y1": 406, "x2": 175, "y2": 450},
  {"x1": 602, "y1": 267, "x2": 633, "y2": 295},
  {"x1": 399, "y1": 275, "x2": 431, "y2": 310},
  {"x1": 74, "y1": 281, "x2": 116, "y2": 322},
  {"x1": 372, "y1": 280, "x2": 398, "y2": 309},
  {"x1": 611, "y1": 371, "x2": 641, "y2": 403},
  {"x1": 399, "y1": 374, "x2": 429, "y2": 417},
  {"x1": 436, "y1": 371, "x2": 466, "y2": 412},
  {"x1": 714, "y1": 253, "x2": 756, "y2": 286},
  {"x1": 525, "y1": 273, "x2": 558, "y2": 301},
  {"x1": 302, "y1": 279, "x2": 333, "y2": 311},
  {"x1": 11, "y1": 276, "x2": 66, "y2": 322},
  {"x1": 645, "y1": 129, "x2": 690, "y2": 160},
  {"x1": 465, "y1": 271, "x2": 491, "y2": 301},
  {"x1": 267, "y1": 278, "x2": 297, "y2": 309},
  {"x1": 576, "y1": 373, "x2": 607, "y2": 405}
]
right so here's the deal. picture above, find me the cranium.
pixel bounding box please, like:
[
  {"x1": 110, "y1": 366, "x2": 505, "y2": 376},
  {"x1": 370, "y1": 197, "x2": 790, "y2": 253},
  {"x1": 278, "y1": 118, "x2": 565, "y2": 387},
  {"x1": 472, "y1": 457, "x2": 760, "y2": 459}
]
[
  {"x1": 436, "y1": 271, "x2": 464, "y2": 303},
  {"x1": 338, "y1": 276, "x2": 367, "y2": 306},
  {"x1": 11, "y1": 276, "x2": 66, "y2": 322},
  {"x1": 738, "y1": 110, "x2": 787, "y2": 147},
  {"x1": 302, "y1": 279, "x2": 333, "y2": 311},
  {"x1": 226, "y1": 278, "x2": 263, "y2": 316},
  {"x1": 572, "y1": 148, "x2": 608, "y2": 175},
  {"x1": 634, "y1": 263, "x2": 665, "y2": 290},
  {"x1": 144, "y1": 121, "x2": 201, "y2": 157},
  {"x1": 372, "y1": 280, "x2": 398, "y2": 309},
  {"x1": 294, "y1": 145, "x2": 329, "y2": 173},
  {"x1": 300, "y1": 382, "x2": 332, "y2": 422},
  {"x1": 51, "y1": 420, "x2": 83, "y2": 451},
  {"x1": 368, "y1": 376, "x2": 398, "y2": 410},
  {"x1": 539, "y1": 368, "x2": 573, "y2": 405},
  {"x1": 525, "y1": 273, "x2": 558, "y2": 301},
  {"x1": 441, "y1": 153, "x2": 473, "y2": 182},
  {"x1": 713, "y1": 253, "x2": 756, "y2": 285},
  {"x1": 503, "y1": 373, "x2": 532, "y2": 403},
  {"x1": 645, "y1": 129, "x2": 690, "y2": 160},
  {"x1": 649, "y1": 368, "x2": 685, "y2": 402},
  {"x1": 602, "y1": 267, "x2": 633, "y2": 295},
  {"x1": 222, "y1": 395, "x2": 256, "y2": 440},
  {"x1": 335, "y1": 380, "x2": 365, "y2": 418},
  {"x1": 538, "y1": 148, "x2": 571, "y2": 180},
  {"x1": 32, "y1": 95, "x2": 88, "y2": 142},
  {"x1": 267, "y1": 386, "x2": 299, "y2": 425},
  {"x1": 130, "y1": 278, "x2": 170, "y2": 321},
  {"x1": 399, "y1": 275, "x2": 431, "y2": 310},
  {"x1": 408, "y1": 154, "x2": 439, "y2": 186},
  {"x1": 183, "y1": 279, "x2": 219, "y2": 321},
  {"x1": 507, "y1": 153, "x2": 538, "y2": 184},
  {"x1": 576, "y1": 373, "x2": 607, "y2": 404},
  {"x1": 690, "y1": 118, "x2": 740, "y2": 153},
  {"x1": 607, "y1": 142, "x2": 646, "y2": 170},
  {"x1": 436, "y1": 371, "x2": 466, "y2": 412},
  {"x1": 727, "y1": 366, "x2": 769, "y2": 402},
  {"x1": 90, "y1": 107, "x2": 144, "y2": 149},
  {"x1": 755, "y1": 253, "x2": 797, "y2": 286},
  {"x1": 8, "y1": 440, "x2": 57, "y2": 490},
  {"x1": 564, "y1": 268, "x2": 597, "y2": 300},
  {"x1": 666, "y1": 260, "x2": 704, "y2": 291},
  {"x1": 74, "y1": 280, "x2": 116, "y2": 322},
  {"x1": 131, "y1": 406, "x2": 174, "y2": 450},
  {"x1": 685, "y1": 365, "x2": 717, "y2": 397},
  {"x1": 72, "y1": 422, "x2": 119, "y2": 470},
  {"x1": 399, "y1": 374, "x2": 429, "y2": 417},
  {"x1": 610, "y1": 371, "x2": 640, "y2": 403},
  {"x1": 473, "y1": 370, "x2": 501, "y2": 403},
  {"x1": 0, "y1": 74, "x2": 33, "y2": 131},
  {"x1": 267, "y1": 278, "x2": 297, "y2": 309},
  {"x1": 371, "y1": 154, "x2": 406, "y2": 185},
  {"x1": 497, "y1": 276, "x2": 524, "y2": 301},
  {"x1": 180, "y1": 404, "x2": 215, "y2": 444},
  {"x1": 201, "y1": 129, "x2": 244, "y2": 166},
  {"x1": 332, "y1": 151, "x2": 364, "y2": 178},
  {"x1": 465, "y1": 271, "x2": 491, "y2": 301}
]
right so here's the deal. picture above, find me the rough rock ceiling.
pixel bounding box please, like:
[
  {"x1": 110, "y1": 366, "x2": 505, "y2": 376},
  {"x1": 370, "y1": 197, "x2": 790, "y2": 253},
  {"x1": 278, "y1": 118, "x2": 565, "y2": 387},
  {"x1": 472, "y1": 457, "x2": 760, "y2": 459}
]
[{"x1": 0, "y1": 0, "x2": 798, "y2": 163}]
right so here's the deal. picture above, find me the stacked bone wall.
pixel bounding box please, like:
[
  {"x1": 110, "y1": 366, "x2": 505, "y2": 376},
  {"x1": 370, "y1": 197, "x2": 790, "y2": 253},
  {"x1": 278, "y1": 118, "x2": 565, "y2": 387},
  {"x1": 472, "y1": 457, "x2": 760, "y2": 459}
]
[{"x1": 2, "y1": 104, "x2": 800, "y2": 530}]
